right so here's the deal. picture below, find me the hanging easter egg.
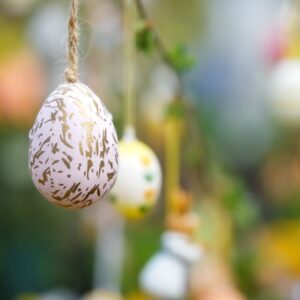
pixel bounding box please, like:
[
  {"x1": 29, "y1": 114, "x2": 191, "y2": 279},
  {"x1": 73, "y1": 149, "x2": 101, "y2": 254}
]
[
  {"x1": 29, "y1": 83, "x2": 119, "y2": 209},
  {"x1": 109, "y1": 129, "x2": 162, "y2": 219},
  {"x1": 29, "y1": 0, "x2": 119, "y2": 209},
  {"x1": 269, "y1": 59, "x2": 300, "y2": 124}
]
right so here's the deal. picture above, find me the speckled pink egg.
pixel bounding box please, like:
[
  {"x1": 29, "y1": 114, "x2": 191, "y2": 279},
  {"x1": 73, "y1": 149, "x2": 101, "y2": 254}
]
[{"x1": 29, "y1": 82, "x2": 119, "y2": 209}]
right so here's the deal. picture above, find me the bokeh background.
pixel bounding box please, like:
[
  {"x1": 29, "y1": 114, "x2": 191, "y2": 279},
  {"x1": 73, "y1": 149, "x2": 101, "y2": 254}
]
[{"x1": 1, "y1": 0, "x2": 300, "y2": 299}]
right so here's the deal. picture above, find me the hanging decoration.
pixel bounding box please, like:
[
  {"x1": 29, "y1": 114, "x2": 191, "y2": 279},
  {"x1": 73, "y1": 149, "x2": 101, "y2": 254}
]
[
  {"x1": 110, "y1": 128, "x2": 162, "y2": 219},
  {"x1": 28, "y1": 0, "x2": 119, "y2": 209},
  {"x1": 110, "y1": 0, "x2": 162, "y2": 220},
  {"x1": 139, "y1": 102, "x2": 202, "y2": 298},
  {"x1": 131, "y1": 0, "x2": 203, "y2": 293},
  {"x1": 140, "y1": 231, "x2": 202, "y2": 299}
]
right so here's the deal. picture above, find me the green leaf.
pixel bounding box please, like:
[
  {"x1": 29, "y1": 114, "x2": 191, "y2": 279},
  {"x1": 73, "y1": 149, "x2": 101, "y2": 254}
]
[
  {"x1": 135, "y1": 21, "x2": 155, "y2": 53},
  {"x1": 168, "y1": 44, "x2": 195, "y2": 72}
]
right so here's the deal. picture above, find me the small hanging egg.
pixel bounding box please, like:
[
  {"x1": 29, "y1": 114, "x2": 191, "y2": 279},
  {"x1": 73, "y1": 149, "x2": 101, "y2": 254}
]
[
  {"x1": 109, "y1": 129, "x2": 162, "y2": 219},
  {"x1": 29, "y1": 82, "x2": 119, "y2": 209}
]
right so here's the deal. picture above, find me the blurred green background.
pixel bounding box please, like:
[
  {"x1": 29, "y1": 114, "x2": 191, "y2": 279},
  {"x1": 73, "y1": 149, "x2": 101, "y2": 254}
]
[{"x1": 1, "y1": 0, "x2": 300, "y2": 299}]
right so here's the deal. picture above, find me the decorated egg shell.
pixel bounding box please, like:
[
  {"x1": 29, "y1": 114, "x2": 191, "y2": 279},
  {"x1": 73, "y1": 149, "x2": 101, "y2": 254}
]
[
  {"x1": 29, "y1": 82, "x2": 119, "y2": 209},
  {"x1": 110, "y1": 129, "x2": 162, "y2": 219}
]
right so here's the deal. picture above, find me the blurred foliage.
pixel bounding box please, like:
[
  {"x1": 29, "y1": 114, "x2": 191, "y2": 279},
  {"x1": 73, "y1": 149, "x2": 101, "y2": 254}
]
[
  {"x1": 135, "y1": 21, "x2": 155, "y2": 53},
  {"x1": 165, "y1": 99, "x2": 186, "y2": 120},
  {"x1": 168, "y1": 44, "x2": 195, "y2": 73},
  {"x1": 122, "y1": 220, "x2": 163, "y2": 295},
  {"x1": 0, "y1": 18, "x2": 25, "y2": 61},
  {"x1": 232, "y1": 245, "x2": 259, "y2": 299},
  {"x1": 0, "y1": 130, "x2": 94, "y2": 299},
  {"x1": 221, "y1": 178, "x2": 260, "y2": 234}
]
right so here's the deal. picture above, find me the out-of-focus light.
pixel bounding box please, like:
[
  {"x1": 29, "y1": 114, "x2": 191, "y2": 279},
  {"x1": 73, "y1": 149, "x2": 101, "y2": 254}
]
[
  {"x1": 142, "y1": 65, "x2": 179, "y2": 123},
  {"x1": 82, "y1": 290, "x2": 123, "y2": 300},
  {"x1": 0, "y1": 51, "x2": 45, "y2": 126},
  {"x1": 263, "y1": 25, "x2": 285, "y2": 65},
  {"x1": 1, "y1": 0, "x2": 35, "y2": 16},
  {"x1": 27, "y1": 3, "x2": 67, "y2": 60},
  {"x1": 93, "y1": 2, "x2": 122, "y2": 50},
  {"x1": 40, "y1": 288, "x2": 77, "y2": 300}
]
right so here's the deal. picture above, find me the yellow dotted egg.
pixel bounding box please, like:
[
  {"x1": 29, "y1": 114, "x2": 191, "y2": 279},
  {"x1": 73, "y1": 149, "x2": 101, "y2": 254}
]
[{"x1": 110, "y1": 137, "x2": 162, "y2": 220}]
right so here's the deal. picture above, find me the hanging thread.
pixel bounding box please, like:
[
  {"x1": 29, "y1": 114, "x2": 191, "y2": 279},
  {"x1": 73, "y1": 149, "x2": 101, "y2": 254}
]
[
  {"x1": 65, "y1": 0, "x2": 79, "y2": 83},
  {"x1": 123, "y1": 0, "x2": 136, "y2": 130}
]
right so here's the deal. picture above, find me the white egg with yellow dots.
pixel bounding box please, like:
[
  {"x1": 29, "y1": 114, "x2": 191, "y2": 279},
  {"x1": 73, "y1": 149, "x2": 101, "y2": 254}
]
[
  {"x1": 29, "y1": 82, "x2": 119, "y2": 209},
  {"x1": 110, "y1": 128, "x2": 162, "y2": 219}
]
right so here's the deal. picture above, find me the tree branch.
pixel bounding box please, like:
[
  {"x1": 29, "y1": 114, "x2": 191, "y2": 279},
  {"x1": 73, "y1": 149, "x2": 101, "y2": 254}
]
[{"x1": 133, "y1": 0, "x2": 182, "y2": 80}]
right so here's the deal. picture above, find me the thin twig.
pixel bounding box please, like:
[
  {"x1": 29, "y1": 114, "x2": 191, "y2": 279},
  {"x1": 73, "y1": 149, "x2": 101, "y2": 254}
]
[{"x1": 133, "y1": 0, "x2": 182, "y2": 81}]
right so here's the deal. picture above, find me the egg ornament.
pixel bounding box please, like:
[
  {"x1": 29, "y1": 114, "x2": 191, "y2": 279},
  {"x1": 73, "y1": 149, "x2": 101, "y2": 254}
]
[
  {"x1": 269, "y1": 59, "x2": 300, "y2": 125},
  {"x1": 29, "y1": 82, "x2": 119, "y2": 209},
  {"x1": 109, "y1": 128, "x2": 162, "y2": 219}
]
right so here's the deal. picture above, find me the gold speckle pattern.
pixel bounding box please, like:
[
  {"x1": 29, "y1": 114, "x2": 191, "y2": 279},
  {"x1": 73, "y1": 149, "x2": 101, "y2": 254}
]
[{"x1": 29, "y1": 83, "x2": 119, "y2": 209}]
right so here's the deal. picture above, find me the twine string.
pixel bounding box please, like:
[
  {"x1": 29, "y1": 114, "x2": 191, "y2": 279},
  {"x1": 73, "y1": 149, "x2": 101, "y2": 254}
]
[
  {"x1": 124, "y1": 0, "x2": 136, "y2": 130},
  {"x1": 65, "y1": 0, "x2": 79, "y2": 83}
]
